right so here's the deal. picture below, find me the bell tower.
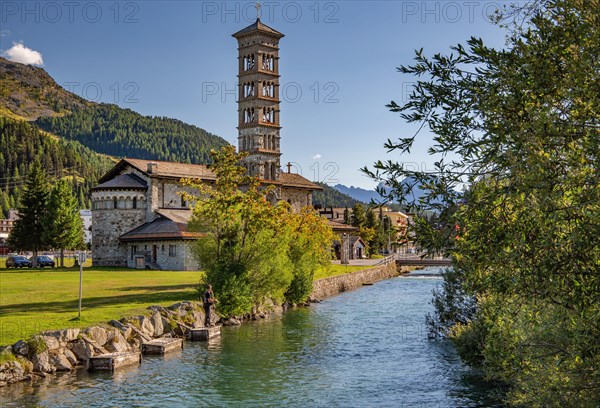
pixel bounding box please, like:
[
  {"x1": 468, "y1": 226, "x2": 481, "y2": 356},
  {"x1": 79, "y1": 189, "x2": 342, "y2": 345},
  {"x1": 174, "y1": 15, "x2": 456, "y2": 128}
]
[{"x1": 232, "y1": 11, "x2": 284, "y2": 181}]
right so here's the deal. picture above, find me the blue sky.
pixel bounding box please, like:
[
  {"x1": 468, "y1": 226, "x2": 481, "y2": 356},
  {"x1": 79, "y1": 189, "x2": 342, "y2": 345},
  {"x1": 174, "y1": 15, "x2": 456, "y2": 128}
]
[{"x1": 1, "y1": 1, "x2": 513, "y2": 189}]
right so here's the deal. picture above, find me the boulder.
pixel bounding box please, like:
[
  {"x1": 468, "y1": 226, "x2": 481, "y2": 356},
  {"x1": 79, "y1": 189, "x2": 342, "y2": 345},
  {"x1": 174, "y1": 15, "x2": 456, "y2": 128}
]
[
  {"x1": 147, "y1": 305, "x2": 167, "y2": 314},
  {"x1": 31, "y1": 351, "x2": 54, "y2": 373},
  {"x1": 138, "y1": 316, "x2": 155, "y2": 338},
  {"x1": 110, "y1": 320, "x2": 133, "y2": 340},
  {"x1": 0, "y1": 361, "x2": 28, "y2": 385},
  {"x1": 42, "y1": 328, "x2": 80, "y2": 346},
  {"x1": 12, "y1": 340, "x2": 28, "y2": 356},
  {"x1": 222, "y1": 318, "x2": 241, "y2": 326},
  {"x1": 49, "y1": 350, "x2": 72, "y2": 371},
  {"x1": 105, "y1": 332, "x2": 130, "y2": 353},
  {"x1": 63, "y1": 349, "x2": 78, "y2": 366},
  {"x1": 161, "y1": 316, "x2": 173, "y2": 334},
  {"x1": 83, "y1": 326, "x2": 109, "y2": 346},
  {"x1": 70, "y1": 340, "x2": 94, "y2": 361},
  {"x1": 40, "y1": 335, "x2": 60, "y2": 351},
  {"x1": 150, "y1": 312, "x2": 164, "y2": 337}
]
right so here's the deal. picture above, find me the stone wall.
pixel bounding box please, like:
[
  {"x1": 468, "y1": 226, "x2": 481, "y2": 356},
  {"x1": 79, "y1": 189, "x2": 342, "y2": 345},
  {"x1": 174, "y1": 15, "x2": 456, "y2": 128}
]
[
  {"x1": 281, "y1": 187, "x2": 313, "y2": 213},
  {"x1": 310, "y1": 262, "x2": 411, "y2": 300},
  {"x1": 126, "y1": 241, "x2": 199, "y2": 271},
  {"x1": 91, "y1": 190, "x2": 147, "y2": 266}
]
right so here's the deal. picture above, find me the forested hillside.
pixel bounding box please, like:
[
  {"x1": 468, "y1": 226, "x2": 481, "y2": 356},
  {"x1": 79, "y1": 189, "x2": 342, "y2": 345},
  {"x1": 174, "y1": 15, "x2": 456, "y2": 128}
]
[
  {"x1": 0, "y1": 57, "x2": 230, "y2": 216},
  {"x1": 0, "y1": 117, "x2": 114, "y2": 217},
  {"x1": 35, "y1": 104, "x2": 228, "y2": 163},
  {"x1": 312, "y1": 182, "x2": 362, "y2": 208}
]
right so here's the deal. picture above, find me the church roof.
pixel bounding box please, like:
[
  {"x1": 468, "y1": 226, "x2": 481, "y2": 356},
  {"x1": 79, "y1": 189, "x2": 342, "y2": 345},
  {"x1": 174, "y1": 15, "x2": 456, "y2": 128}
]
[
  {"x1": 232, "y1": 18, "x2": 284, "y2": 39},
  {"x1": 280, "y1": 173, "x2": 323, "y2": 190},
  {"x1": 92, "y1": 173, "x2": 148, "y2": 191},
  {"x1": 119, "y1": 209, "x2": 203, "y2": 242},
  {"x1": 327, "y1": 219, "x2": 358, "y2": 233},
  {"x1": 98, "y1": 158, "x2": 321, "y2": 191}
]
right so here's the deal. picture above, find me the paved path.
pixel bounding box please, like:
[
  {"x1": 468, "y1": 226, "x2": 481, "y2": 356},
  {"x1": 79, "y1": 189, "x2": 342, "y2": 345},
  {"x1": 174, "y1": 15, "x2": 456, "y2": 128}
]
[{"x1": 330, "y1": 259, "x2": 383, "y2": 267}]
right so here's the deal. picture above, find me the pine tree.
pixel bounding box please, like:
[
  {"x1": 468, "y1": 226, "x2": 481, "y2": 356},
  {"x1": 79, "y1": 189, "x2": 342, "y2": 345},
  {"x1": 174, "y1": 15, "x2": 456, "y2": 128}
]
[
  {"x1": 43, "y1": 179, "x2": 85, "y2": 267},
  {"x1": 343, "y1": 207, "x2": 350, "y2": 224},
  {"x1": 351, "y1": 203, "x2": 366, "y2": 228},
  {"x1": 8, "y1": 161, "x2": 50, "y2": 266}
]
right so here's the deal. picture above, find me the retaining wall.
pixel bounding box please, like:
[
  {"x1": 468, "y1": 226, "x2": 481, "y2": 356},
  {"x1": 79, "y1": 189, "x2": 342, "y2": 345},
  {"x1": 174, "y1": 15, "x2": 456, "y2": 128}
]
[{"x1": 311, "y1": 262, "x2": 413, "y2": 300}]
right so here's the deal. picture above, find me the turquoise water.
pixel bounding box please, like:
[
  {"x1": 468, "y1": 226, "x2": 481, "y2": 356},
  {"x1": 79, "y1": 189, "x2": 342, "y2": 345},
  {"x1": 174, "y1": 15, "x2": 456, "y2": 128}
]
[{"x1": 1, "y1": 268, "x2": 502, "y2": 407}]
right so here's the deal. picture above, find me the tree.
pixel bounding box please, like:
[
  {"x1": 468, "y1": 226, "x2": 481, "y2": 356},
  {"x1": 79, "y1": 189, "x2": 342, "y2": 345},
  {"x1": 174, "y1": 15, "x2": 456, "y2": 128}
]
[
  {"x1": 284, "y1": 207, "x2": 335, "y2": 304},
  {"x1": 350, "y1": 203, "x2": 366, "y2": 228},
  {"x1": 343, "y1": 207, "x2": 350, "y2": 224},
  {"x1": 8, "y1": 161, "x2": 50, "y2": 266},
  {"x1": 43, "y1": 179, "x2": 86, "y2": 267},
  {"x1": 184, "y1": 146, "x2": 334, "y2": 316},
  {"x1": 363, "y1": 0, "x2": 600, "y2": 405}
]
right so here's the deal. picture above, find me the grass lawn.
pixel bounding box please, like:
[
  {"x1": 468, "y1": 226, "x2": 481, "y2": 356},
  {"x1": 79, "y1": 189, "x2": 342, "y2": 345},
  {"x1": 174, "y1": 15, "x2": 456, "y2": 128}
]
[
  {"x1": 0, "y1": 263, "x2": 375, "y2": 346},
  {"x1": 314, "y1": 264, "x2": 374, "y2": 280},
  {"x1": 0, "y1": 267, "x2": 201, "y2": 346}
]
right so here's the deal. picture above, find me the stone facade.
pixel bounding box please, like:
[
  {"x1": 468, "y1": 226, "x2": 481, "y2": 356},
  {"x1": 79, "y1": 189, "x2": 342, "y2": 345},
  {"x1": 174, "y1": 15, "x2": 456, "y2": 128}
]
[
  {"x1": 125, "y1": 240, "x2": 198, "y2": 271},
  {"x1": 91, "y1": 189, "x2": 147, "y2": 266}
]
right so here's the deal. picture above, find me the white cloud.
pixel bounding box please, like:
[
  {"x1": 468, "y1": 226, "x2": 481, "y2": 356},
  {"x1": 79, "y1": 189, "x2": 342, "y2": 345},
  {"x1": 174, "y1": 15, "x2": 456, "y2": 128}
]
[
  {"x1": 3, "y1": 43, "x2": 43, "y2": 66},
  {"x1": 312, "y1": 153, "x2": 322, "y2": 160},
  {"x1": 0, "y1": 30, "x2": 11, "y2": 38}
]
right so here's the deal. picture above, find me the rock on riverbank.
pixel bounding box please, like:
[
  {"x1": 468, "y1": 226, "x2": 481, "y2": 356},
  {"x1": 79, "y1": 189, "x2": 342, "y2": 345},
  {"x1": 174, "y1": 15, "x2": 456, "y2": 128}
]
[{"x1": 0, "y1": 301, "x2": 217, "y2": 387}]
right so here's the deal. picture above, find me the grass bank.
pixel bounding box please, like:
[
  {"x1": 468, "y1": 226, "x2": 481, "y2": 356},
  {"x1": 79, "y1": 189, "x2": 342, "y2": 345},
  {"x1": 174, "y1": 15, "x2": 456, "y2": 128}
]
[
  {"x1": 0, "y1": 263, "x2": 376, "y2": 346},
  {"x1": 0, "y1": 267, "x2": 201, "y2": 345}
]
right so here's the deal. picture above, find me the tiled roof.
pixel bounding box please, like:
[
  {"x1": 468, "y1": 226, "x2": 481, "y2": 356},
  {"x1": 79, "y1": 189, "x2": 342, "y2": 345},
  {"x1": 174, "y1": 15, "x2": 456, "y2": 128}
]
[
  {"x1": 125, "y1": 158, "x2": 216, "y2": 180},
  {"x1": 156, "y1": 208, "x2": 194, "y2": 224},
  {"x1": 280, "y1": 173, "x2": 322, "y2": 190},
  {"x1": 92, "y1": 173, "x2": 148, "y2": 191},
  {"x1": 120, "y1": 210, "x2": 203, "y2": 242},
  {"x1": 232, "y1": 19, "x2": 284, "y2": 39},
  {"x1": 327, "y1": 219, "x2": 357, "y2": 232},
  {"x1": 99, "y1": 158, "x2": 320, "y2": 191}
]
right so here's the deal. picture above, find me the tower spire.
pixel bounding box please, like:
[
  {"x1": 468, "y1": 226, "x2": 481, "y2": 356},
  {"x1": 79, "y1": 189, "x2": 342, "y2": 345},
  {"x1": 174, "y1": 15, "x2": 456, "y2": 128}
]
[
  {"x1": 233, "y1": 17, "x2": 284, "y2": 181},
  {"x1": 256, "y1": 2, "x2": 261, "y2": 20}
]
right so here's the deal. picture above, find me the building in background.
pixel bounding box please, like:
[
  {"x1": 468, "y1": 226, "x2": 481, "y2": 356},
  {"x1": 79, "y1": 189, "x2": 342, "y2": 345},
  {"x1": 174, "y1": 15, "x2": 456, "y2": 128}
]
[
  {"x1": 80, "y1": 209, "x2": 92, "y2": 245},
  {"x1": 91, "y1": 18, "x2": 321, "y2": 270}
]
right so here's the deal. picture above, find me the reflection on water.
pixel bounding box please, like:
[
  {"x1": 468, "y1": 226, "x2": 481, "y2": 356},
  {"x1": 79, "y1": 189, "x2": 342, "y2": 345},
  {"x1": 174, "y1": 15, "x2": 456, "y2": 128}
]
[{"x1": 1, "y1": 268, "x2": 502, "y2": 407}]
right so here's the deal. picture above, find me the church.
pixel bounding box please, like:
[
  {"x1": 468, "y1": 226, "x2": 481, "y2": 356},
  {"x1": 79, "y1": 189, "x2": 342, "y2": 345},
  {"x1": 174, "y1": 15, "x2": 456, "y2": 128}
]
[{"x1": 91, "y1": 18, "x2": 321, "y2": 270}]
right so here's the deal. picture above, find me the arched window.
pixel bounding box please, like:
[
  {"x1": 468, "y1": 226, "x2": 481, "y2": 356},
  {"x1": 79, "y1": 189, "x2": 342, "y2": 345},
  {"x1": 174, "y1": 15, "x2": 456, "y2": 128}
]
[{"x1": 133, "y1": 197, "x2": 137, "y2": 209}]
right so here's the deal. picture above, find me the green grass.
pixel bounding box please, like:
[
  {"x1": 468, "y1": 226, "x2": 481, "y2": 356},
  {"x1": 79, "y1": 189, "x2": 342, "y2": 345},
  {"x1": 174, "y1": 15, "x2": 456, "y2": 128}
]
[
  {"x1": 0, "y1": 267, "x2": 202, "y2": 346},
  {"x1": 0, "y1": 263, "x2": 376, "y2": 346},
  {"x1": 314, "y1": 264, "x2": 374, "y2": 280}
]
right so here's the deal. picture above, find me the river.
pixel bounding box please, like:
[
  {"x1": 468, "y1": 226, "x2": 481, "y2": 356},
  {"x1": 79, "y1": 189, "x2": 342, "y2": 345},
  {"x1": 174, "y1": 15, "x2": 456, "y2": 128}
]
[{"x1": 1, "y1": 268, "x2": 502, "y2": 407}]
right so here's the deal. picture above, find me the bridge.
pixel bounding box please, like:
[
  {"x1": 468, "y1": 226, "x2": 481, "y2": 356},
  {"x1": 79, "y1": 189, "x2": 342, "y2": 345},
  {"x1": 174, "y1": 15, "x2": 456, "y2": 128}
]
[{"x1": 394, "y1": 252, "x2": 452, "y2": 267}]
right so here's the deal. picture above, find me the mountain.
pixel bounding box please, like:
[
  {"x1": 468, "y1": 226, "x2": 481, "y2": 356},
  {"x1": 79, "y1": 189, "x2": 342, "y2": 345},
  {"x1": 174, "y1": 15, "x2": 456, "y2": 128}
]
[
  {"x1": 312, "y1": 183, "x2": 363, "y2": 208},
  {"x1": 0, "y1": 57, "x2": 90, "y2": 120},
  {"x1": 0, "y1": 117, "x2": 115, "y2": 216},
  {"x1": 0, "y1": 58, "x2": 229, "y2": 216},
  {"x1": 0, "y1": 57, "x2": 228, "y2": 164},
  {"x1": 35, "y1": 104, "x2": 228, "y2": 163},
  {"x1": 333, "y1": 179, "x2": 429, "y2": 209},
  {"x1": 333, "y1": 184, "x2": 387, "y2": 204}
]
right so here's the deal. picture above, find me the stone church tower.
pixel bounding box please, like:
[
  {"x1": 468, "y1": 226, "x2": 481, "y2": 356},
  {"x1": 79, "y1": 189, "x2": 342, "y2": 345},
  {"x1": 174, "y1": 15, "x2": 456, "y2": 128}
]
[{"x1": 232, "y1": 17, "x2": 284, "y2": 181}]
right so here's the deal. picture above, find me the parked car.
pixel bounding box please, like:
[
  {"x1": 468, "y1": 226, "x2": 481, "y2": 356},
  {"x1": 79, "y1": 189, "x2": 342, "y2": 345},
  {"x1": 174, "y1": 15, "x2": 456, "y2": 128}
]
[
  {"x1": 30, "y1": 255, "x2": 55, "y2": 268},
  {"x1": 6, "y1": 256, "x2": 33, "y2": 268}
]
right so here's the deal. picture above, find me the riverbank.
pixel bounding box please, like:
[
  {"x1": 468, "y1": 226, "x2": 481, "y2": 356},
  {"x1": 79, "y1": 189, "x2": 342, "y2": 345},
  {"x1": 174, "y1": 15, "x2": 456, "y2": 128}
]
[
  {"x1": 2, "y1": 266, "x2": 499, "y2": 407},
  {"x1": 311, "y1": 259, "x2": 414, "y2": 300},
  {"x1": 0, "y1": 261, "x2": 406, "y2": 388}
]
